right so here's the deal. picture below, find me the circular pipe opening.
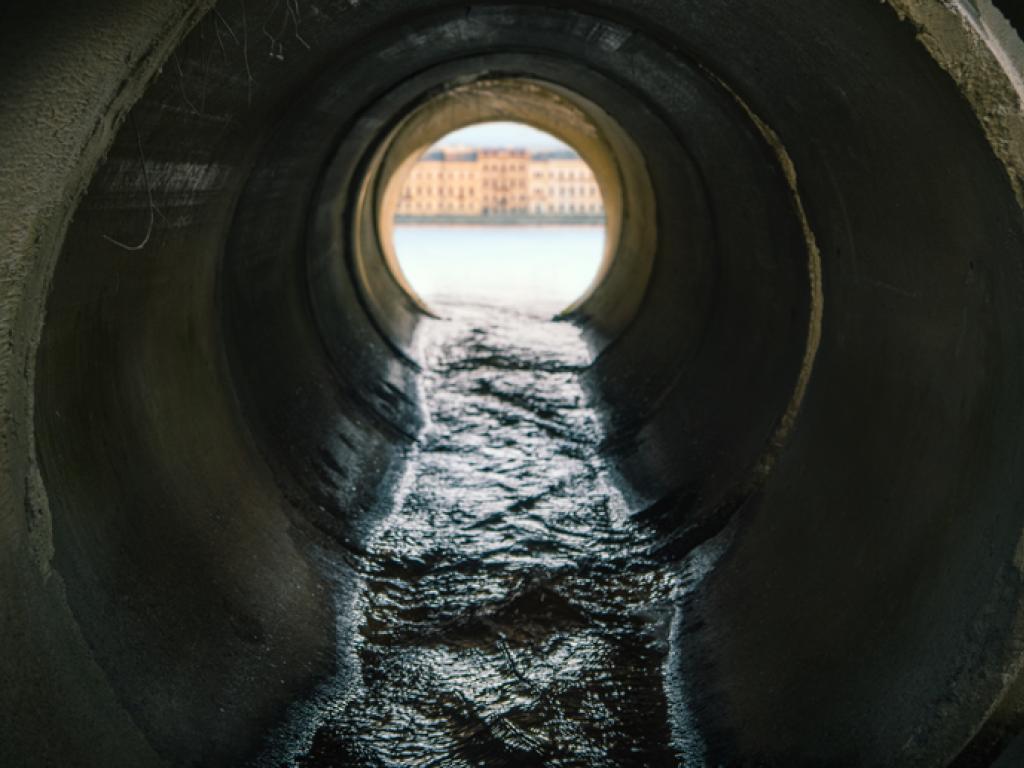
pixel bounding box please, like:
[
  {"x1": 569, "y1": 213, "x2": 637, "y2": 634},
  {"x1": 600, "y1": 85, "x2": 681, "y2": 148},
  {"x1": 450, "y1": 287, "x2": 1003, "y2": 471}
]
[
  {"x1": 311, "y1": 72, "x2": 657, "y2": 364},
  {"x1": 384, "y1": 121, "x2": 608, "y2": 316}
]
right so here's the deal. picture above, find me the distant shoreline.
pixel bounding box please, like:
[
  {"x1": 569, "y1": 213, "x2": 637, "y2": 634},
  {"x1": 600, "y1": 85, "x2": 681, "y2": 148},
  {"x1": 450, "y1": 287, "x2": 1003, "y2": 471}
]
[{"x1": 395, "y1": 214, "x2": 606, "y2": 227}]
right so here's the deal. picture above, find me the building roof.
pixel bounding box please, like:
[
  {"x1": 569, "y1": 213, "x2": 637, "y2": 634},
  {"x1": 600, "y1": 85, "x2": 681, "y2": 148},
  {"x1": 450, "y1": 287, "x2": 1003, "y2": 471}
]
[
  {"x1": 530, "y1": 149, "x2": 580, "y2": 161},
  {"x1": 420, "y1": 149, "x2": 480, "y2": 162},
  {"x1": 419, "y1": 147, "x2": 582, "y2": 162}
]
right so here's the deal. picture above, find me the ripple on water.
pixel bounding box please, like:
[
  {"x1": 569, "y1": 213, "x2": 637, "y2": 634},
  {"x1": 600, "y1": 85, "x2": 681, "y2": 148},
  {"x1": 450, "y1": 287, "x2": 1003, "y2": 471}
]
[{"x1": 260, "y1": 302, "x2": 694, "y2": 767}]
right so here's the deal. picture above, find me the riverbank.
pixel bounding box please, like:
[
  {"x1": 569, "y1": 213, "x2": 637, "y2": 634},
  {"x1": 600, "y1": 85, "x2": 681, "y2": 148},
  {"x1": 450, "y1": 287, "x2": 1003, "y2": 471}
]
[{"x1": 395, "y1": 214, "x2": 606, "y2": 226}]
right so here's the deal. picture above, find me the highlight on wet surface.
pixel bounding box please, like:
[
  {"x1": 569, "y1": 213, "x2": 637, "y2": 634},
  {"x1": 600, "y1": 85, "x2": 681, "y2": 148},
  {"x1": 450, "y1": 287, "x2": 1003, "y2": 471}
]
[
  {"x1": 253, "y1": 296, "x2": 715, "y2": 767},
  {"x1": 389, "y1": 122, "x2": 607, "y2": 315}
]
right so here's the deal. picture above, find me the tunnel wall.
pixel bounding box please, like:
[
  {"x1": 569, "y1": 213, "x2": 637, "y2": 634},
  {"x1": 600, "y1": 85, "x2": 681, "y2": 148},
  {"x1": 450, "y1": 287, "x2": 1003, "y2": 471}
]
[
  {"x1": 0, "y1": 3, "x2": 214, "y2": 765},
  {"x1": 1, "y1": 1, "x2": 1024, "y2": 767}
]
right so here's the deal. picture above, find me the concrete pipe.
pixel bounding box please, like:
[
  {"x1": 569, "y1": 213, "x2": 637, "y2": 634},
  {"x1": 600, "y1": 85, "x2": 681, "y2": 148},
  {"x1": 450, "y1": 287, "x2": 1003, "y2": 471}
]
[{"x1": 1, "y1": 0, "x2": 1024, "y2": 765}]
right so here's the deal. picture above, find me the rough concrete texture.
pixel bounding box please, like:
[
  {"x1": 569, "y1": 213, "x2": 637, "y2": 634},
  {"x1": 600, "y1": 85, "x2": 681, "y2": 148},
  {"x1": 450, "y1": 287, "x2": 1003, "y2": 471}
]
[
  {"x1": 0, "y1": 3, "x2": 212, "y2": 765},
  {"x1": 887, "y1": 0, "x2": 1024, "y2": 204},
  {"x1": 1, "y1": 1, "x2": 1024, "y2": 766}
]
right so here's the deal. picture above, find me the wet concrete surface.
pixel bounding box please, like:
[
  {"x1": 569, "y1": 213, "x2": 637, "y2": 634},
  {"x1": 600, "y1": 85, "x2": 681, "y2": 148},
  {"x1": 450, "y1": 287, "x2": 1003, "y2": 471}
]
[{"x1": 258, "y1": 302, "x2": 689, "y2": 766}]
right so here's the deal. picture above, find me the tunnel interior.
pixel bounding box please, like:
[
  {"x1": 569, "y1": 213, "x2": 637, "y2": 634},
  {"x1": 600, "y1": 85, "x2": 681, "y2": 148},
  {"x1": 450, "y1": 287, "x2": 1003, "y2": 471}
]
[{"x1": 4, "y1": 1, "x2": 1024, "y2": 766}]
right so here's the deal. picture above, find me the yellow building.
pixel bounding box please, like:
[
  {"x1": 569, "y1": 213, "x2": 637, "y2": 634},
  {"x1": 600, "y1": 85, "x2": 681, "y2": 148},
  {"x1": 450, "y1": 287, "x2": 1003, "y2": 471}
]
[
  {"x1": 396, "y1": 146, "x2": 602, "y2": 219},
  {"x1": 480, "y1": 148, "x2": 530, "y2": 215},
  {"x1": 529, "y1": 150, "x2": 603, "y2": 216},
  {"x1": 397, "y1": 148, "x2": 482, "y2": 217}
]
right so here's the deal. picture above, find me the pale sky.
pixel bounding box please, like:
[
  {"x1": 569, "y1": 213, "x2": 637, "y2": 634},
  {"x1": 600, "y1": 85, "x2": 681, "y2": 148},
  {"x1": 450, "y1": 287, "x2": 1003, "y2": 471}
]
[{"x1": 436, "y1": 121, "x2": 569, "y2": 150}]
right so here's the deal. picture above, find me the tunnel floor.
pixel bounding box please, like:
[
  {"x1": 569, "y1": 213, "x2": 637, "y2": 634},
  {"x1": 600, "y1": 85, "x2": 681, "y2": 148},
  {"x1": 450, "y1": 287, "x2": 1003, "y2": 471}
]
[{"x1": 260, "y1": 301, "x2": 691, "y2": 766}]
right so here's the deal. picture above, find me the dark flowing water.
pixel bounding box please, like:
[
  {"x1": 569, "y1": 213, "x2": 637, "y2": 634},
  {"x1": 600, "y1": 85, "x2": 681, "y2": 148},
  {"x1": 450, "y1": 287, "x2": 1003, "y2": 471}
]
[{"x1": 260, "y1": 302, "x2": 696, "y2": 767}]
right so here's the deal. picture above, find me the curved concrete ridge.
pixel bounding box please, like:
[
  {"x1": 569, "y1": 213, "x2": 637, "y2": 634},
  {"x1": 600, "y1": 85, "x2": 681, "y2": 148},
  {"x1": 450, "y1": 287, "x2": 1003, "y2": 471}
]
[
  {"x1": 934, "y1": 24, "x2": 1024, "y2": 755},
  {"x1": 888, "y1": 0, "x2": 1024, "y2": 205},
  {"x1": 673, "y1": 2, "x2": 1024, "y2": 762},
  {"x1": 2, "y1": 1, "x2": 1024, "y2": 766},
  {"x1": 847, "y1": 4, "x2": 1024, "y2": 762},
  {"x1": 1, "y1": 0, "x2": 211, "y2": 574},
  {"x1": 0, "y1": 3, "x2": 211, "y2": 765},
  {"x1": 694, "y1": 67, "x2": 825, "y2": 483}
]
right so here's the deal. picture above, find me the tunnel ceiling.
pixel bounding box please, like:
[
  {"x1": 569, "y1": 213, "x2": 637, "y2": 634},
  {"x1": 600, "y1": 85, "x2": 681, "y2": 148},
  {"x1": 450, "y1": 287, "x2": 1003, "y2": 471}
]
[{"x1": 2, "y1": 1, "x2": 1024, "y2": 766}]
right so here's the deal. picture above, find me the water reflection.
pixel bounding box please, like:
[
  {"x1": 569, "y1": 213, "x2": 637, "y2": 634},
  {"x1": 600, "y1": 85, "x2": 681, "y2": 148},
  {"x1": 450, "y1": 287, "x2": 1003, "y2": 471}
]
[{"x1": 260, "y1": 301, "x2": 689, "y2": 766}]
